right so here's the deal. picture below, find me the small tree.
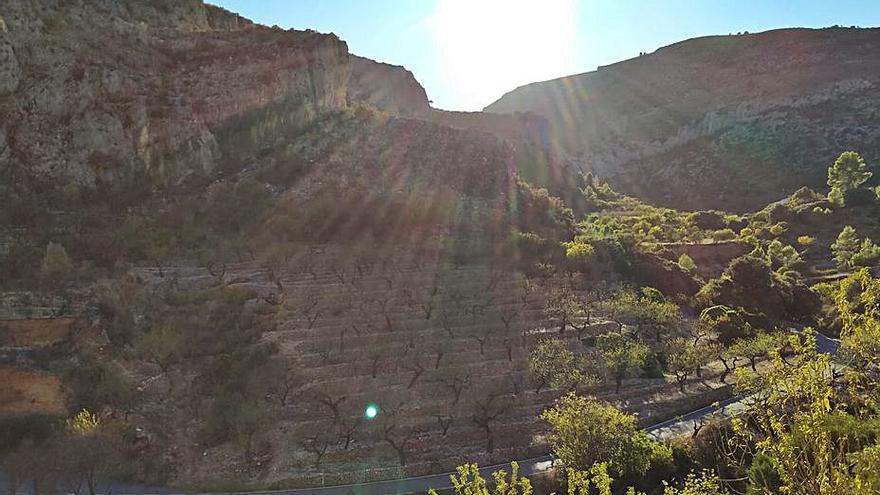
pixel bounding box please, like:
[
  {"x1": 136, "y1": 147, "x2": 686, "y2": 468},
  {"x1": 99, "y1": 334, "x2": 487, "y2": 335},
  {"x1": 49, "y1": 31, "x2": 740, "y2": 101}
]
[
  {"x1": 728, "y1": 333, "x2": 781, "y2": 372},
  {"x1": 61, "y1": 410, "x2": 123, "y2": 495},
  {"x1": 528, "y1": 338, "x2": 591, "y2": 393},
  {"x1": 544, "y1": 288, "x2": 582, "y2": 334},
  {"x1": 828, "y1": 151, "x2": 872, "y2": 206},
  {"x1": 832, "y1": 226, "x2": 860, "y2": 271},
  {"x1": 542, "y1": 393, "x2": 671, "y2": 476},
  {"x1": 134, "y1": 324, "x2": 184, "y2": 391},
  {"x1": 596, "y1": 332, "x2": 650, "y2": 393}
]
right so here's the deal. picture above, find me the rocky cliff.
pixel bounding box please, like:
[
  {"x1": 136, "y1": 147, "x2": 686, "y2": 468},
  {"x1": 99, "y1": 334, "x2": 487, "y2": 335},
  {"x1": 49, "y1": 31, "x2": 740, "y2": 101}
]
[
  {"x1": 486, "y1": 28, "x2": 880, "y2": 211},
  {"x1": 0, "y1": 0, "x2": 349, "y2": 188},
  {"x1": 347, "y1": 55, "x2": 430, "y2": 116}
]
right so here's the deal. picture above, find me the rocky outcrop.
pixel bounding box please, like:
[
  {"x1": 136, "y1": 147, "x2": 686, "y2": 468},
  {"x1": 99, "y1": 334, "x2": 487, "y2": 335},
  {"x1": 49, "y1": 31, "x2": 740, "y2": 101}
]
[
  {"x1": 0, "y1": 0, "x2": 349, "y2": 188},
  {"x1": 347, "y1": 55, "x2": 430, "y2": 116},
  {"x1": 486, "y1": 28, "x2": 880, "y2": 211}
]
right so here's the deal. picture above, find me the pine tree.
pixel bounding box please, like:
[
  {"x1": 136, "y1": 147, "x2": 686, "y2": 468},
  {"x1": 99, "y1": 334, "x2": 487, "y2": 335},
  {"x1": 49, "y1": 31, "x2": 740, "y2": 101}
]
[{"x1": 828, "y1": 151, "x2": 872, "y2": 206}]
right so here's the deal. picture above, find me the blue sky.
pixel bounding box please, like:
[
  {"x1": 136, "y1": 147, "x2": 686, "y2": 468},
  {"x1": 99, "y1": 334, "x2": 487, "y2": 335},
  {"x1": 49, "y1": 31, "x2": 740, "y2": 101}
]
[{"x1": 211, "y1": 1, "x2": 880, "y2": 111}]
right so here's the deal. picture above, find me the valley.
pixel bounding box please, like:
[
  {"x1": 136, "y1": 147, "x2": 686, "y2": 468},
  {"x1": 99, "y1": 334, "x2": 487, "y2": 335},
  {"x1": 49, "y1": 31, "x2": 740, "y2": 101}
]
[{"x1": 1, "y1": 2, "x2": 880, "y2": 495}]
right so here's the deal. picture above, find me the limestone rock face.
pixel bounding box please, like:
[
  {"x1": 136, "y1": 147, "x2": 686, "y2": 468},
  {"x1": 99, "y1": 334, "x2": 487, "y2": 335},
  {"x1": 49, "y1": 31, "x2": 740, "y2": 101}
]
[{"x1": 0, "y1": 0, "x2": 349, "y2": 188}]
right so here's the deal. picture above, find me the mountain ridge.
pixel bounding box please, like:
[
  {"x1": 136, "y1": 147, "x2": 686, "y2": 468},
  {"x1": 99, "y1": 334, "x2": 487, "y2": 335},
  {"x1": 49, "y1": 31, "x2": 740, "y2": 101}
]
[{"x1": 484, "y1": 26, "x2": 880, "y2": 210}]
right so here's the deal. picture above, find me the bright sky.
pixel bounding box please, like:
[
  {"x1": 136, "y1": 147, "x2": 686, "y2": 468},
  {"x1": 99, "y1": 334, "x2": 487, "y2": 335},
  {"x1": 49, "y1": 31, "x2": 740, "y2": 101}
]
[{"x1": 211, "y1": 0, "x2": 880, "y2": 111}]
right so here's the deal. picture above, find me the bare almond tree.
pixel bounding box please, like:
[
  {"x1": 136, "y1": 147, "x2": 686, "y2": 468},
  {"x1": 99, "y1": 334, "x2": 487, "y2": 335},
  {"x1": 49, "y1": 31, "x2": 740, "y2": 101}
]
[
  {"x1": 383, "y1": 424, "x2": 417, "y2": 466},
  {"x1": 436, "y1": 414, "x2": 454, "y2": 436},
  {"x1": 442, "y1": 374, "x2": 470, "y2": 406},
  {"x1": 311, "y1": 390, "x2": 348, "y2": 423},
  {"x1": 471, "y1": 391, "x2": 510, "y2": 453},
  {"x1": 301, "y1": 433, "x2": 331, "y2": 469}
]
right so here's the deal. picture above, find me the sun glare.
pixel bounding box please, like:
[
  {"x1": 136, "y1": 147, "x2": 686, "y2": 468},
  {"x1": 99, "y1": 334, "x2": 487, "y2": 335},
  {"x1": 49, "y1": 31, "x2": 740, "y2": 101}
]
[{"x1": 429, "y1": 0, "x2": 578, "y2": 111}]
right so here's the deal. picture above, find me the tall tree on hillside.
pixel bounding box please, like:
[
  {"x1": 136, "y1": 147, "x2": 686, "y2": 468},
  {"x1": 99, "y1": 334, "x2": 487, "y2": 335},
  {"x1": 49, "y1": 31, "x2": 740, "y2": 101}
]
[{"x1": 828, "y1": 151, "x2": 872, "y2": 206}]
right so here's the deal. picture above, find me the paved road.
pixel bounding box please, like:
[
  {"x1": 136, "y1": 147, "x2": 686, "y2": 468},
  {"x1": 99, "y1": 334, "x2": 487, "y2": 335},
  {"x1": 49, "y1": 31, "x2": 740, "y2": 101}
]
[{"x1": 4, "y1": 331, "x2": 841, "y2": 495}]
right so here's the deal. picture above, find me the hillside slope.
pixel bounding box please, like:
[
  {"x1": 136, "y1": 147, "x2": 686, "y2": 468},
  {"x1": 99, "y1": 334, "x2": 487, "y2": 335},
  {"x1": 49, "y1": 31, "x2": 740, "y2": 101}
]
[
  {"x1": 0, "y1": 0, "x2": 349, "y2": 188},
  {"x1": 486, "y1": 28, "x2": 880, "y2": 210}
]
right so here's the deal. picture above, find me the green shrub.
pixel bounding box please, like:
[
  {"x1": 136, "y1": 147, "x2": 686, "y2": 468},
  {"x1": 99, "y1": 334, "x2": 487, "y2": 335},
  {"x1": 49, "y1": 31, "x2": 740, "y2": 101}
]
[
  {"x1": 768, "y1": 222, "x2": 788, "y2": 237},
  {"x1": 712, "y1": 228, "x2": 736, "y2": 241},
  {"x1": 677, "y1": 253, "x2": 697, "y2": 274}
]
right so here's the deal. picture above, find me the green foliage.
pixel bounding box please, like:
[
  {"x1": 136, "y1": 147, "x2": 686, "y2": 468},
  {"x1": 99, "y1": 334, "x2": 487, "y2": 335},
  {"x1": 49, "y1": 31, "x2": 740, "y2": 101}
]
[
  {"x1": 542, "y1": 393, "x2": 671, "y2": 477},
  {"x1": 665, "y1": 337, "x2": 718, "y2": 391},
  {"x1": 712, "y1": 229, "x2": 737, "y2": 242},
  {"x1": 427, "y1": 462, "x2": 532, "y2": 495},
  {"x1": 852, "y1": 238, "x2": 880, "y2": 268},
  {"x1": 698, "y1": 253, "x2": 819, "y2": 322},
  {"x1": 831, "y1": 226, "x2": 879, "y2": 270},
  {"x1": 663, "y1": 471, "x2": 730, "y2": 494},
  {"x1": 828, "y1": 151, "x2": 872, "y2": 206},
  {"x1": 732, "y1": 327, "x2": 880, "y2": 494},
  {"x1": 134, "y1": 323, "x2": 184, "y2": 374},
  {"x1": 544, "y1": 288, "x2": 584, "y2": 333},
  {"x1": 597, "y1": 289, "x2": 682, "y2": 342},
  {"x1": 562, "y1": 240, "x2": 596, "y2": 272},
  {"x1": 727, "y1": 333, "x2": 784, "y2": 371},
  {"x1": 697, "y1": 305, "x2": 754, "y2": 345},
  {"x1": 765, "y1": 239, "x2": 804, "y2": 280},
  {"x1": 835, "y1": 269, "x2": 880, "y2": 402},
  {"x1": 596, "y1": 332, "x2": 651, "y2": 393},
  {"x1": 767, "y1": 223, "x2": 787, "y2": 237},
  {"x1": 678, "y1": 254, "x2": 697, "y2": 274},
  {"x1": 528, "y1": 338, "x2": 595, "y2": 391},
  {"x1": 66, "y1": 410, "x2": 100, "y2": 436},
  {"x1": 747, "y1": 454, "x2": 782, "y2": 494}
]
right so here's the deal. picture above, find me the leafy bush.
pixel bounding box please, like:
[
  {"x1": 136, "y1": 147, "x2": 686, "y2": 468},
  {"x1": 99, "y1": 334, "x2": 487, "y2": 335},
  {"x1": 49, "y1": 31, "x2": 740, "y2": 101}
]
[
  {"x1": 678, "y1": 253, "x2": 697, "y2": 274},
  {"x1": 542, "y1": 393, "x2": 672, "y2": 477}
]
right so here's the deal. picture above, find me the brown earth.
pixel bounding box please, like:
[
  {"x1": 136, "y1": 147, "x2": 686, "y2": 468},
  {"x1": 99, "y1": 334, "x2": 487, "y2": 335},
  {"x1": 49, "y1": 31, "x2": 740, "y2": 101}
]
[
  {"x1": 0, "y1": 317, "x2": 75, "y2": 347},
  {"x1": 0, "y1": 366, "x2": 66, "y2": 415}
]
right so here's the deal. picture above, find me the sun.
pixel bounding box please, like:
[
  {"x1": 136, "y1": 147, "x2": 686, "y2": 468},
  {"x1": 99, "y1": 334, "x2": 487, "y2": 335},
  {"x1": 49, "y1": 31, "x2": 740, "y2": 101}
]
[{"x1": 429, "y1": 0, "x2": 578, "y2": 110}]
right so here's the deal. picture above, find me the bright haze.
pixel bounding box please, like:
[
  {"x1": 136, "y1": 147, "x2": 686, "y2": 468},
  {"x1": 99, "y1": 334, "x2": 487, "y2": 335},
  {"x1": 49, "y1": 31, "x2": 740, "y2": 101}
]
[{"x1": 218, "y1": 0, "x2": 878, "y2": 111}]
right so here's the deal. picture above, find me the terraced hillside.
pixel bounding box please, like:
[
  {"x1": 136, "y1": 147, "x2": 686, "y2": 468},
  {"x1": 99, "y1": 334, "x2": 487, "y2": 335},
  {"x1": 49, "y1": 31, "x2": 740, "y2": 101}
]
[{"x1": 116, "y1": 245, "x2": 732, "y2": 488}]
